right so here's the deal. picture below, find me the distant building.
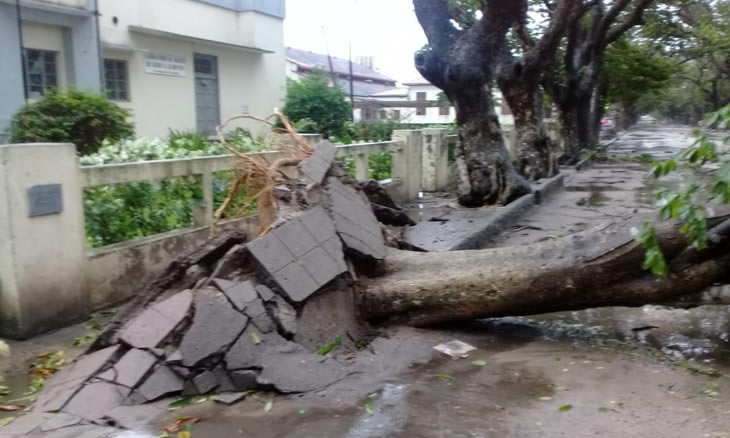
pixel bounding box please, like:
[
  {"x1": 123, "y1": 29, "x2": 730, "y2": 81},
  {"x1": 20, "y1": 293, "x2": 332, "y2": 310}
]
[
  {"x1": 286, "y1": 47, "x2": 398, "y2": 99},
  {"x1": 0, "y1": 0, "x2": 287, "y2": 137}
]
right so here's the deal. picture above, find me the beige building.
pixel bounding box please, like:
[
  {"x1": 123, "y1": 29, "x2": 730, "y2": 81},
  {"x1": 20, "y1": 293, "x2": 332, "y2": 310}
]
[{"x1": 0, "y1": 0, "x2": 286, "y2": 138}]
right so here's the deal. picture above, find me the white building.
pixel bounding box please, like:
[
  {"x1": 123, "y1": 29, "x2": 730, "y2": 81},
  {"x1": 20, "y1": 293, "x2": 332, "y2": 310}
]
[{"x1": 0, "y1": 0, "x2": 287, "y2": 138}]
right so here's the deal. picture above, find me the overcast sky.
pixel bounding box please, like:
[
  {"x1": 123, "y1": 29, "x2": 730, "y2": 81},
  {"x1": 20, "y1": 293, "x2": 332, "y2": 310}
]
[{"x1": 284, "y1": 0, "x2": 427, "y2": 83}]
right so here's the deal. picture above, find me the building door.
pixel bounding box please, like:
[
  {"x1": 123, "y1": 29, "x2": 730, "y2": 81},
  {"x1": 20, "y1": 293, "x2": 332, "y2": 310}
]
[{"x1": 194, "y1": 54, "x2": 220, "y2": 134}]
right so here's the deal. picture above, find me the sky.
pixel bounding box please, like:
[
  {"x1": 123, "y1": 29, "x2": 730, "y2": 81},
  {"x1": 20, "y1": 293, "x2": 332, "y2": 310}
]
[{"x1": 284, "y1": 0, "x2": 428, "y2": 83}]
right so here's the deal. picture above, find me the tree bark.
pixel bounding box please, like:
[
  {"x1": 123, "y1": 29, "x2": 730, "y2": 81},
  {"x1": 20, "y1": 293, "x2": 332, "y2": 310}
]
[{"x1": 360, "y1": 214, "x2": 730, "y2": 326}]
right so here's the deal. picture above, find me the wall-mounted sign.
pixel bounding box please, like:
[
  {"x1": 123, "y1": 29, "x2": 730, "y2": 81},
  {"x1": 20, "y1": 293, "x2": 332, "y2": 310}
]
[
  {"x1": 28, "y1": 184, "x2": 62, "y2": 217},
  {"x1": 144, "y1": 53, "x2": 186, "y2": 77}
]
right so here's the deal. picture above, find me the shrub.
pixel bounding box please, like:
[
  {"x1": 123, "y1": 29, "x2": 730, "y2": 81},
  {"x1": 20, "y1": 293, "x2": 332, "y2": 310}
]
[
  {"x1": 8, "y1": 88, "x2": 134, "y2": 155},
  {"x1": 168, "y1": 130, "x2": 211, "y2": 152},
  {"x1": 283, "y1": 70, "x2": 352, "y2": 138}
]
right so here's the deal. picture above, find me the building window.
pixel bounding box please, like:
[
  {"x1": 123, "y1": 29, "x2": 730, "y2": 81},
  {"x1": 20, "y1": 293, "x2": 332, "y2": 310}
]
[
  {"x1": 104, "y1": 59, "x2": 129, "y2": 101},
  {"x1": 394, "y1": 110, "x2": 401, "y2": 120},
  {"x1": 439, "y1": 106, "x2": 450, "y2": 116},
  {"x1": 417, "y1": 106, "x2": 426, "y2": 116},
  {"x1": 416, "y1": 92, "x2": 427, "y2": 101},
  {"x1": 416, "y1": 92, "x2": 427, "y2": 116},
  {"x1": 379, "y1": 110, "x2": 387, "y2": 120},
  {"x1": 23, "y1": 49, "x2": 57, "y2": 98}
]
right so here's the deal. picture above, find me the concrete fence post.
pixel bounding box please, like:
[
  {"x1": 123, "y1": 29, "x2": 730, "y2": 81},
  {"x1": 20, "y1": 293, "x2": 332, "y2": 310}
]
[
  {"x1": 0, "y1": 143, "x2": 88, "y2": 339},
  {"x1": 421, "y1": 128, "x2": 449, "y2": 192},
  {"x1": 354, "y1": 153, "x2": 369, "y2": 181},
  {"x1": 193, "y1": 166, "x2": 214, "y2": 227},
  {"x1": 392, "y1": 130, "x2": 423, "y2": 201}
]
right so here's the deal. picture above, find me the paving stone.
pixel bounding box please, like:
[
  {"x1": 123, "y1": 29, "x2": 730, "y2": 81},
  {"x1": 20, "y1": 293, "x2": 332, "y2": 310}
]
[
  {"x1": 224, "y1": 325, "x2": 292, "y2": 369},
  {"x1": 213, "y1": 366, "x2": 236, "y2": 393},
  {"x1": 222, "y1": 280, "x2": 259, "y2": 311},
  {"x1": 135, "y1": 366, "x2": 184, "y2": 401},
  {"x1": 44, "y1": 346, "x2": 120, "y2": 389},
  {"x1": 315, "y1": 140, "x2": 336, "y2": 164},
  {"x1": 299, "y1": 153, "x2": 330, "y2": 184},
  {"x1": 119, "y1": 291, "x2": 193, "y2": 349},
  {"x1": 213, "y1": 392, "x2": 248, "y2": 405},
  {"x1": 0, "y1": 412, "x2": 52, "y2": 436},
  {"x1": 248, "y1": 233, "x2": 294, "y2": 273},
  {"x1": 229, "y1": 371, "x2": 259, "y2": 391},
  {"x1": 321, "y1": 236, "x2": 349, "y2": 272},
  {"x1": 327, "y1": 178, "x2": 386, "y2": 259},
  {"x1": 248, "y1": 298, "x2": 276, "y2": 334},
  {"x1": 40, "y1": 413, "x2": 82, "y2": 432},
  {"x1": 34, "y1": 378, "x2": 85, "y2": 413},
  {"x1": 192, "y1": 371, "x2": 218, "y2": 394},
  {"x1": 255, "y1": 285, "x2": 276, "y2": 302},
  {"x1": 271, "y1": 296, "x2": 297, "y2": 337},
  {"x1": 212, "y1": 278, "x2": 237, "y2": 292},
  {"x1": 258, "y1": 352, "x2": 347, "y2": 393},
  {"x1": 180, "y1": 289, "x2": 248, "y2": 367},
  {"x1": 63, "y1": 382, "x2": 127, "y2": 420},
  {"x1": 104, "y1": 403, "x2": 167, "y2": 430},
  {"x1": 40, "y1": 425, "x2": 117, "y2": 438},
  {"x1": 166, "y1": 350, "x2": 182, "y2": 363},
  {"x1": 299, "y1": 206, "x2": 338, "y2": 244},
  {"x1": 273, "y1": 220, "x2": 318, "y2": 257},
  {"x1": 300, "y1": 246, "x2": 344, "y2": 286},
  {"x1": 109, "y1": 349, "x2": 158, "y2": 388},
  {"x1": 272, "y1": 262, "x2": 320, "y2": 302}
]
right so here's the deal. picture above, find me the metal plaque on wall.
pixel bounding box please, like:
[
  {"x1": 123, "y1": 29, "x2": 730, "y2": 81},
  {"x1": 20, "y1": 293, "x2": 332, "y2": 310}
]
[{"x1": 28, "y1": 184, "x2": 63, "y2": 217}]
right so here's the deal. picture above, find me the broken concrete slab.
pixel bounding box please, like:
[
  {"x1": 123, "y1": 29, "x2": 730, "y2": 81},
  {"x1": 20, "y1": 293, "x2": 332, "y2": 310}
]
[
  {"x1": 299, "y1": 141, "x2": 336, "y2": 184},
  {"x1": 104, "y1": 402, "x2": 167, "y2": 430},
  {"x1": 213, "y1": 392, "x2": 248, "y2": 405},
  {"x1": 247, "y1": 233, "x2": 293, "y2": 274},
  {"x1": 271, "y1": 262, "x2": 320, "y2": 303},
  {"x1": 44, "y1": 346, "x2": 120, "y2": 389},
  {"x1": 224, "y1": 325, "x2": 292, "y2": 370},
  {"x1": 166, "y1": 350, "x2": 182, "y2": 363},
  {"x1": 327, "y1": 178, "x2": 386, "y2": 260},
  {"x1": 63, "y1": 382, "x2": 128, "y2": 420},
  {"x1": 0, "y1": 413, "x2": 53, "y2": 436},
  {"x1": 213, "y1": 366, "x2": 236, "y2": 393},
  {"x1": 191, "y1": 370, "x2": 218, "y2": 394},
  {"x1": 119, "y1": 291, "x2": 193, "y2": 349},
  {"x1": 135, "y1": 365, "x2": 183, "y2": 401},
  {"x1": 255, "y1": 284, "x2": 275, "y2": 302},
  {"x1": 180, "y1": 289, "x2": 248, "y2": 367},
  {"x1": 34, "y1": 378, "x2": 85, "y2": 413},
  {"x1": 212, "y1": 278, "x2": 237, "y2": 292},
  {"x1": 299, "y1": 206, "x2": 337, "y2": 244},
  {"x1": 273, "y1": 220, "x2": 318, "y2": 257},
  {"x1": 258, "y1": 352, "x2": 346, "y2": 393},
  {"x1": 36, "y1": 425, "x2": 118, "y2": 438},
  {"x1": 245, "y1": 298, "x2": 275, "y2": 333},
  {"x1": 108, "y1": 349, "x2": 158, "y2": 388},
  {"x1": 222, "y1": 280, "x2": 258, "y2": 311},
  {"x1": 39, "y1": 413, "x2": 82, "y2": 432}
]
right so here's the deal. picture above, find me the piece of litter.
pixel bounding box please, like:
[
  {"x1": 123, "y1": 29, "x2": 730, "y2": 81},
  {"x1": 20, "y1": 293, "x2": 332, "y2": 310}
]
[{"x1": 433, "y1": 340, "x2": 477, "y2": 357}]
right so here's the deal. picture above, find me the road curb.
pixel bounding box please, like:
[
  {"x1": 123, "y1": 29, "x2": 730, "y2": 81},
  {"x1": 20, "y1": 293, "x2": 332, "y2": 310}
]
[{"x1": 449, "y1": 173, "x2": 565, "y2": 251}]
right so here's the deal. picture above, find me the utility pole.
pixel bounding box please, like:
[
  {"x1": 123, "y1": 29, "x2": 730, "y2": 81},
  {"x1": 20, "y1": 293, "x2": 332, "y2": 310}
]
[
  {"x1": 16, "y1": 0, "x2": 28, "y2": 101},
  {"x1": 349, "y1": 43, "x2": 355, "y2": 121}
]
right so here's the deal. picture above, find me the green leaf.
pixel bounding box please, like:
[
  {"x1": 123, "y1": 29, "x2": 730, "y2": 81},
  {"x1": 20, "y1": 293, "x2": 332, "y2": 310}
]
[
  {"x1": 432, "y1": 373, "x2": 456, "y2": 381},
  {"x1": 168, "y1": 397, "x2": 194, "y2": 410},
  {"x1": 0, "y1": 417, "x2": 14, "y2": 427},
  {"x1": 558, "y1": 404, "x2": 573, "y2": 412},
  {"x1": 598, "y1": 407, "x2": 610, "y2": 413},
  {"x1": 364, "y1": 401, "x2": 375, "y2": 415},
  {"x1": 538, "y1": 396, "x2": 553, "y2": 401},
  {"x1": 471, "y1": 360, "x2": 488, "y2": 366},
  {"x1": 317, "y1": 336, "x2": 342, "y2": 356},
  {"x1": 264, "y1": 400, "x2": 273, "y2": 413},
  {"x1": 250, "y1": 331, "x2": 262, "y2": 345}
]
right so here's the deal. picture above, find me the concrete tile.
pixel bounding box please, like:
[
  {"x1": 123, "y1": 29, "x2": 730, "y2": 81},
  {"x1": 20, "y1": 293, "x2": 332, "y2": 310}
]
[
  {"x1": 135, "y1": 366, "x2": 183, "y2": 401},
  {"x1": 166, "y1": 350, "x2": 182, "y2": 363},
  {"x1": 255, "y1": 285, "x2": 276, "y2": 302},
  {"x1": 273, "y1": 262, "x2": 320, "y2": 302},
  {"x1": 321, "y1": 236, "x2": 348, "y2": 272},
  {"x1": 274, "y1": 220, "x2": 318, "y2": 258},
  {"x1": 299, "y1": 153, "x2": 330, "y2": 183},
  {"x1": 248, "y1": 232, "x2": 295, "y2": 274},
  {"x1": 40, "y1": 413, "x2": 82, "y2": 432},
  {"x1": 104, "y1": 403, "x2": 166, "y2": 430},
  {"x1": 40, "y1": 425, "x2": 117, "y2": 438},
  {"x1": 224, "y1": 326, "x2": 289, "y2": 370},
  {"x1": 180, "y1": 289, "x2": 248, "y2": 367},
  {"x1": 63, "y1": 382, "x2": 127, "y2": 421},
  {"x1": 44, "y1": 346, "x2": 120, "y2": 389},
  {"x1": 246, "y1": 299, "x2": 275, "y2": 334},
  {"x1": 192, "y1": 371, "x2": 218, "y2": 394},
  {"x1": 258, "y1": 353, "x2": 346, "y2": 393},
  {"x1": 300, "y1": 247, "x2": 345, "y2": 286},
  {"x1": 151, "y1": 290, "x2": 193, "y2": 322},
  {"x1": 34, "y1": 378, "x2": 85, "y2": 413},
  {"x1": 0, "y1": 413, "x2": 53, "y2": 436},
  {"x1": 314, "y1": 140, "x2": 336, "y2": 164},
  {"x1": 213, "y1": 366, "x2": 236, "y2": 393},
  {"x1": 212, "y1": 278, "x2": 237, "y2": 292},
  {"x1": 222, "y1": 280, "x2": 258, "y2": 311},
  {"x1": 110, "y1": 349, "x2": 158, "y2": 388},
  {"x1": 299, "y1": 206, "x2": 337, "y2": 244},
  {"x1": 271, "y1": 296, "x2": 297, "y2": 337},
  {"x1": 213, "y1": 392, "x2": 248, "y2": 405},
  {"x1": 119, "y1": 310, "x2": 177, "y2": 350}
]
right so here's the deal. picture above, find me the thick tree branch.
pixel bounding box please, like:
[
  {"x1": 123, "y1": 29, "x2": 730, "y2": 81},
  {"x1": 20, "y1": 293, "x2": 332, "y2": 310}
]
[
  {"x1": 603, "y1": 0, "x2": 654, "y2": 47},
  {"x1": 525, "y1": 0, "x2": 583, "y2": 73},
  {"x1": 413, "y1": 0, "x2": 460, "y2": 55}
]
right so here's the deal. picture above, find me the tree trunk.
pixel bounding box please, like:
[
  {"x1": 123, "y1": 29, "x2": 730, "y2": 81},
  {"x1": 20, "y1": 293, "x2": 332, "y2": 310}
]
[
  {"x1": 361, "y1": 214, "x2": 730, "y2": 326},
  {"x1": 557, "y1": 104, "x2": 579, "y2": 163},
  {"x1": 450, "y1": 85, "x2": 532, "y2": 206},
  {"x1": 500, "y1": 82, "x2": 556, "y2": 180}
]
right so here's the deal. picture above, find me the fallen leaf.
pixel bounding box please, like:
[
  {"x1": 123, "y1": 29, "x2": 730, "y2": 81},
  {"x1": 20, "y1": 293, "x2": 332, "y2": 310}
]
[
  {"x1": 86, "y1": 319, "x2": 102, "y2": 331},
  {"x1": 598, "y1": 407, "x2": 610, "y2": 413},
  {"x1": 364, "y1": 402, "x2": 375, "y2": 415},
  {"x1": 299, "y1": 409, "x2": 307, "y2": 415},
  {"x1": 0, "y1": 417, "x2": 14, "y2": 427},
  {"x1": 168, "y1": 397, "x2": 194, "y2": 410},
  {"x1": 317, "y1": 336, "x2": 342, "y2": 356},
  {"x1": 558, "y1": 404, "x2": 573, "y2": 412},
  {"x1": 250, "y1": 331, "x2": 262, "y2": 345},
  {"x1": 177, "y1": 432, "x2": 191, "y2": 438},
  {"x1": 553, "y1": 385, "x2": 568, "y2": 392},
  {"x1": 0, "y1": 341, "x2": 10, "y2": 358},
  {"x1": 368, "y1": 392, "x2": 378, "y2": 399},
  {"x1": 72, "y1": 334, "x2": 96, "y2": 347},
  {"x1": 472, "y1": 360, "x2": 488, "y2": 366},
  {"x1": 538, "y1": 397, "x2": 553, "y2": 401},
  {"x1": 163, "y1": 417, "x2": 199, "y2": 433},
  {"x1": 433, "y1": 373, "x2": 456, "y2": 381},
  {"x1": 0, "y1": 405, "x2": 25, "y2": 412},
  {"x1": 264, "y1": 400, "x2": 273, "y2": 413}
]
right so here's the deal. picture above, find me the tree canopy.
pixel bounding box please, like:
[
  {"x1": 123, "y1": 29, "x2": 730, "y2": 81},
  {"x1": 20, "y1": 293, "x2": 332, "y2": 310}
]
[{"x1": 282, "y1": 70, "x2": 352, "y2": 139}]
